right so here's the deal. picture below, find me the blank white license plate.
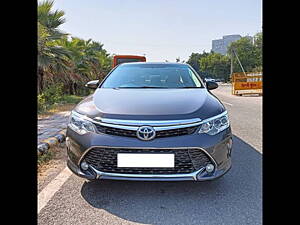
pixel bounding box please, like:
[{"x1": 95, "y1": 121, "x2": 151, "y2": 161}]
[{"x1": 117, "y1": 153, "x2": 175, "y2": 168}]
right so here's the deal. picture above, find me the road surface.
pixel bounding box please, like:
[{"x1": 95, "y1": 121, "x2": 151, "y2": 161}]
[
  {"x1": 38, "y1": 111, "x2": 70, "y2": 145},
  {"x1": 38, "y1": 84, "x2": 262, "y2": 225}
]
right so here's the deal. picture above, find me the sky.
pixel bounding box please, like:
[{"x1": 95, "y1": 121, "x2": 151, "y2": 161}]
[{"x1": 48, "y1": 0, "x2": 262, "y2": 62}]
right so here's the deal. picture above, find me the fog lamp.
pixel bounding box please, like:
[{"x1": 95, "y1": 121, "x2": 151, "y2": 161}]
[
  {"x1": 205, "y1": 164, "x2": 215, "y2": 173},
  {"x1": 81, "y1": 161, "x2": 89, "y2": 171}
]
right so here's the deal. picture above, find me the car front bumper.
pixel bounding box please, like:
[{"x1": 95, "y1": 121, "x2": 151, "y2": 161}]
[
  {"x1": 67, "y1": 156, "x2": 231, "y2": 181},
  {"x1": 66, "y1": 127, "x2": 232, "y2": 181}
]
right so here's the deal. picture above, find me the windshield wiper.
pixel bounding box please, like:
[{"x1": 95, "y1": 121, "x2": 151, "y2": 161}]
[
  {"x1": 181, "y1": 86, "x2": 203, "y2": 88},
  {"x1": 115, "y1": 86, "x2": 167, "y2": 88},
  {"x1": 114, "y1": 86, "x2": 204, "y2": 89}
]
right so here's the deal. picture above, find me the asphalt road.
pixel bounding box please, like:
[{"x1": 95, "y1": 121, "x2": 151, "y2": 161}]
[
  {"x1": 38, "y1": 84, "x2": 262, "y2": 225},
  {"x1": 211, "y1": 84, "x2": 262, "y2": 153}
]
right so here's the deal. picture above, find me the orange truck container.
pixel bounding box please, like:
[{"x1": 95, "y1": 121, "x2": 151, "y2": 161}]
[{"x1": 113, "y1": 55, "x2": 146, "y2": 68}]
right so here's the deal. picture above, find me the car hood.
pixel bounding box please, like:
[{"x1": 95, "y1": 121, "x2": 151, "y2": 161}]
[{"x1": 75, "y1": 88, "x2": 225, "y2": 120}]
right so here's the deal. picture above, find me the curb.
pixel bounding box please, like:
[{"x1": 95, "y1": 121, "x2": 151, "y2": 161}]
[{"x1": 38, "y1": 129, "x2": 66, "y2": 155}]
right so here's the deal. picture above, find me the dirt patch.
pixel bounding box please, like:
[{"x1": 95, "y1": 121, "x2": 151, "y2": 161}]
[
  {"x1": 38, "y1": 146, "x2": 65, "y2": 174},
  {"x1": 38, "y1": 104, "x2": 76, "y2": 119},
  {"x1": 38, "y1": 143, "x2": 68, "y2": 192}
]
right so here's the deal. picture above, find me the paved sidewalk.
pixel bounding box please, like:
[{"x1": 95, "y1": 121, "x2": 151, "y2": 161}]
[{"x1": 38, "y1": 111, "x2": 71, "y2": 145}]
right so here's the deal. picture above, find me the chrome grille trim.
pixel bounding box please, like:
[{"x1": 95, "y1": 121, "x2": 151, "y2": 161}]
[
  {"x1": 72, "y1": 111, "x2": 202, "y2": 131},
  {"x1": 92, "y1": 120, "x2": 202, "y2": 131},
  {"x1": 89, "y1": 165, "x2": 206, "y2": 180},
  {"x1": 94, "y1": 118, "x2": 202, "y2": 126}
]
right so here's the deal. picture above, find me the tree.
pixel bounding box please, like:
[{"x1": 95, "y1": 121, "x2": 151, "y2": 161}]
[
  {"x1": 55, "y1": 37, "x2": 112, "y2": 95},
  {"x1": 38, "y1": 0, "x2": 67, "y2": 37},
  {"x1": 186, "y1": 32, "x2": 262, "y2": 82},
  {"x1": 253, "y1": 32, "x2": 262, "y2": 71},
  {"x1": 37, "y1": 0, "x2": 70, "y2": 94},
  {"x1": 227, "y1": 37, "x2": 257, "y2": 73},
  {"x1": 37, "y1": 22, "x2": 71, "y2": 93},
  {"x1": 186, "y1": 52, "x2": 209, "y2": 74},
  {"x1": 186, "y1": 51, "x2": 212, "y2": 80},
  {"x1": 37, "y1": 0, "x2": 112, "y2": 95},
  {"x1": 199, "y1": 53, "x2": 231, "y2": 82}
]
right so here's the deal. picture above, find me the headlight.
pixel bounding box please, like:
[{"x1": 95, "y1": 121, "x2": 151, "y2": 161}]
[
  {"x1": 68, "y1": 111, "x2": 96, "y2": 135},
  {"x1": 198, "y1": 111, "x2": 229, "y2": 135}
]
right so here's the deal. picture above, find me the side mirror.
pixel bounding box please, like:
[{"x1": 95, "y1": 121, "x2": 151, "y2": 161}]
[
  {"x1": 206, "y1": 81, "x2": 218, "y2": 90},
  {"x1": 85, "y1": 80, "x2": 99, "y2": 89}
]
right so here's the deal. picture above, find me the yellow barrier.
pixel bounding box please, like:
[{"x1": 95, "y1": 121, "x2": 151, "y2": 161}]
[{"x1": 232, "y1": 72, "x2": 263, "y2": 95}]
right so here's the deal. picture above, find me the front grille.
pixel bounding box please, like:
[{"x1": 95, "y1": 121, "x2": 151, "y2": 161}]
[
  {"x1": 156, "y1": 127, "x2": 198, "y2": 137},
  {"x1": 83, "y1": 147, "x2": 212, "y2": 174},
  {"x1": 94, "y1": 124, "x2": 198, "y2": 139},
  {"x1": 94, "y1": 125, "x2": 136, "y2": 137}
]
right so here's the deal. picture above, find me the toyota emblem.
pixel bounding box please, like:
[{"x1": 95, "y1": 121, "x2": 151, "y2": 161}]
[{"x1": 136, "y1": 126, "x2": 156, "y2": 141}]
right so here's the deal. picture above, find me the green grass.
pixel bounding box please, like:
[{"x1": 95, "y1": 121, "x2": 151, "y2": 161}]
[
  {"x1": 60, "y1": 95, "x2": 85, "y2": 104},
  {"x1": 38, "y1": 151, "x2": 54, "y2": 166},
  {"x1": 38, "y1": 95, "x2": 85, "y2": 115}
]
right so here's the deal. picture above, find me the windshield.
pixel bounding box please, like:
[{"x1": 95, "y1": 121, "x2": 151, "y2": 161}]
[{"x1": 101, "y1": 64, "x2": 204, "y2": 88}]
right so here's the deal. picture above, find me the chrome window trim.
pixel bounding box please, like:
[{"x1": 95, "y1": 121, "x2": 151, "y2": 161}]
[{"x1": 78, "y1": 146, "x2": 217, "y2": 180}]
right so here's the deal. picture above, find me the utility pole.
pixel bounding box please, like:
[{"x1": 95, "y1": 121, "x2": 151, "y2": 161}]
[
  {"x1": 232, "y1": 48, "x2": 246, "y2": 76},
  {"x1": 229, "y1": 49, "x2": 234, "y2": 83},
  {"x1": 230, "y1": 49, "x2": 234, "y2": 78}
]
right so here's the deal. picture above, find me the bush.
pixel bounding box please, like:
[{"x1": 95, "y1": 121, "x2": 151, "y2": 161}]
[
  {"x1": 76, "y1": 87, "x2": 92, "y2": 96},
  {"x1": 38, "y1": 93, "x2": 47, "y2": 112},
  {"x1": 38, "y1": 84, "x2": 64, "y2": 112},
  {"x1": 43, "y1": 83, "x2": 64, "y2": 105},
  {"x1": 60, "y1": 95, "x2": 85, "y2": 104}
]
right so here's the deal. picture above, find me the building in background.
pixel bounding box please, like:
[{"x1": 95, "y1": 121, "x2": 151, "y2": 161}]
[{"x1": 212, "y1": 34, "x2": 242, "y2": 55}]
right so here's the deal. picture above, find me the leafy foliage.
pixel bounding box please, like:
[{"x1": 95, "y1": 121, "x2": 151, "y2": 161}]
[
  {"x1": 252, "y1": 32, "x2": 262, "y2": 71},
  {"x1": 38, "y1": 84, "x2": 64, "y2": 112},
  {"x1": 38, "y1": 0, "x2": 67, "y2": 37},
  {"x1": 227, "y1": 37, "x2": 257, "y2": 73},
  {"x1": 37, "y1": 0, "x2": 112, "y2": 111},
  {"x1": 186, "y1": 52, "x2": 211, "y2": 79},
  {"x1": 187, "y1": 32, "x2": 262, "y2": 81},
  {"x1": 199, "y1": 53, "x2": 231, "y2": 81}
]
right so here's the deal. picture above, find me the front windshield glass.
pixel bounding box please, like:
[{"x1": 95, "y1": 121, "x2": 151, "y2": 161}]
[{"x1": 101, "y1": 64, "x2": 204, "y2": 88}]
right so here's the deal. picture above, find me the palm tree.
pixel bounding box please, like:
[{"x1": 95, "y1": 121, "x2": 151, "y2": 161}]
[
  {"x1": 57, "y1": 37, "x2": 112, "y2": 94},
  {"x1": 38, "y1": 0, "x2": 67, "y2": 37},
  {"x1": 37, "y1": 0, "x2": 112, "y2": 95},
  {"x1": 37, "y1": 0, "x2": 70, "y2": 93}
]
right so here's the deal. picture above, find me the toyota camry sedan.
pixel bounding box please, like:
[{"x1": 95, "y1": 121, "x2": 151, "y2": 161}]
[{"x1": 66, "y1": 62, "x2": 232, "y2": 181}]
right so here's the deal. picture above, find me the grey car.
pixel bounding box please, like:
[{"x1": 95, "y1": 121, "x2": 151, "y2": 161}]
[{"x1": 66, "y1": 62, "x2": 232, "y2": 181}]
